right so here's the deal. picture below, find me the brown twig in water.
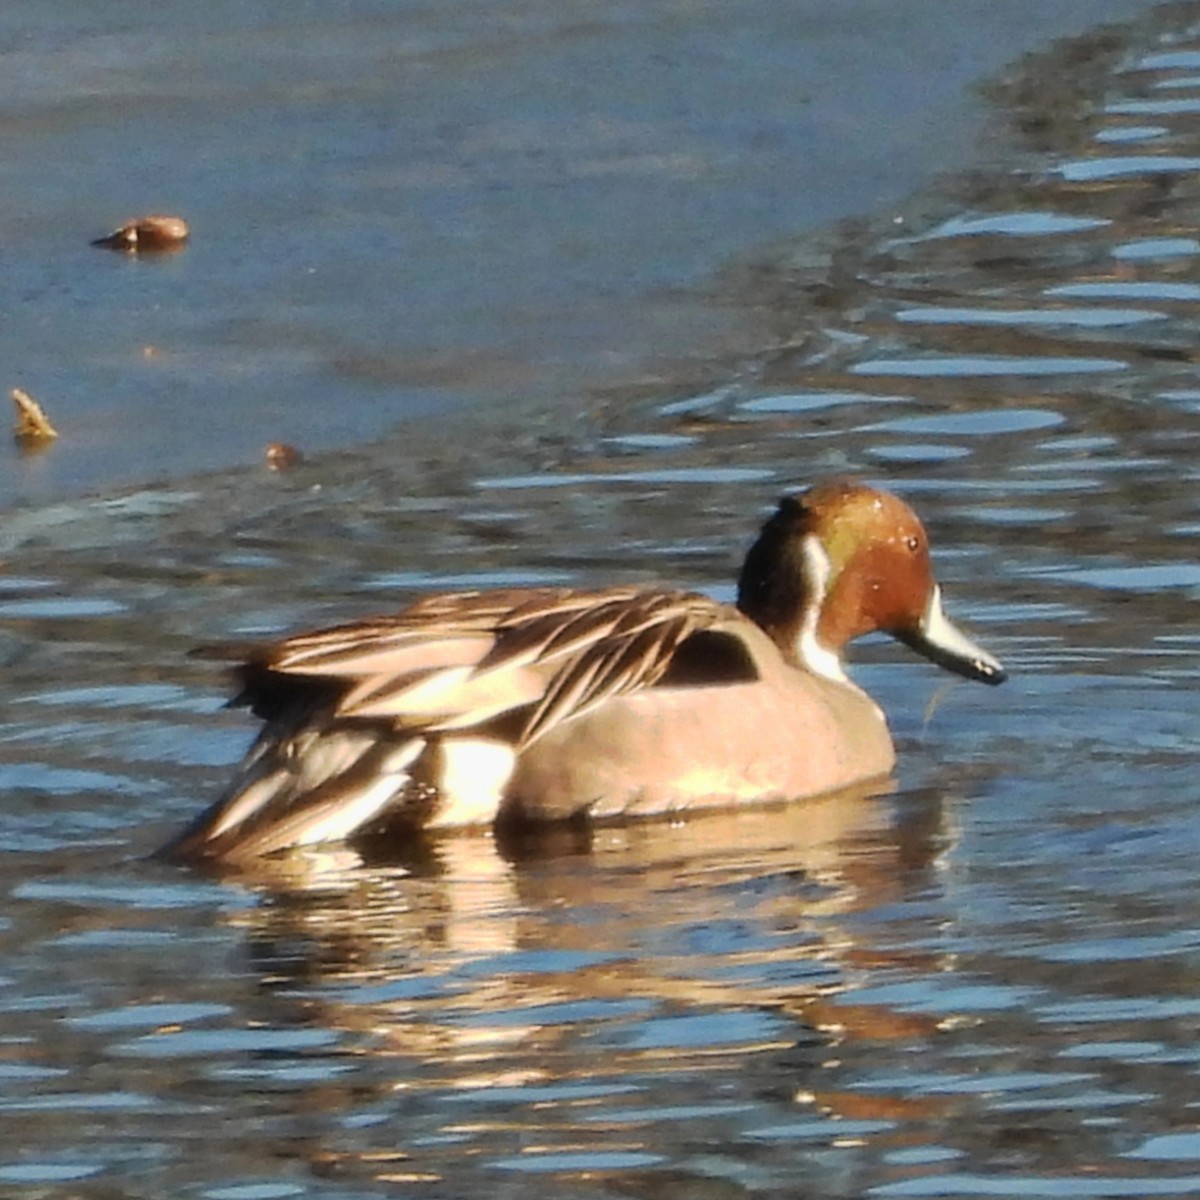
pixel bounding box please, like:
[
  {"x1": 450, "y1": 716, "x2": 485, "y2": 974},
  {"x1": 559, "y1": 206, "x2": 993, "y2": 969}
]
[
  {"x1": 92, "y1": 214, "x2": 190, "y2": 252},
  {"x1": 265, "y1": 442, "x2": 304, "y2": 470},
  {"x1": 11, "y1": 387, "x2": 59, "y2": 444}
]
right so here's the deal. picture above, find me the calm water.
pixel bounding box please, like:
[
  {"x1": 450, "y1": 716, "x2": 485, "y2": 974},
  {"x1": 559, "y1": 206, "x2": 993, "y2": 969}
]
[
  {"x1": 0, "y1": 0, "x2": 1161, "y2": 508},
  {"x1": 6, "y1": 4, "x2": 1200, "y2": 1199}
]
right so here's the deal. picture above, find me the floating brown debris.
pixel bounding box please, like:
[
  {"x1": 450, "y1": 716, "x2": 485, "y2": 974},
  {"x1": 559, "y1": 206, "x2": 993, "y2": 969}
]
[
  {"x1": 11, "y1": 387, "x2": 59, "y2": 446},
  {"x1": 265, "y1": 442, "x2": 303, "y2": 471},
  {"x1": 92, "y1": 214, "x2": 190, "y2": 253}
]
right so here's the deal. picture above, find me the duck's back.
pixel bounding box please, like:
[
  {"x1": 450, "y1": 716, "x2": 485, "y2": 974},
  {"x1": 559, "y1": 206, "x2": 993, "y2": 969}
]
[{"x1": 166, "y1": 587, "x2": 770, "y2": 860}]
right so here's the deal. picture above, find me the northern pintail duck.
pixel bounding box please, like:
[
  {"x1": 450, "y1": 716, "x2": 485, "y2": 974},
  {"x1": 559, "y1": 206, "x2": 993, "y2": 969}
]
[{"x1": 166, "y1": 479, "x2": 1005, "y2": 862}]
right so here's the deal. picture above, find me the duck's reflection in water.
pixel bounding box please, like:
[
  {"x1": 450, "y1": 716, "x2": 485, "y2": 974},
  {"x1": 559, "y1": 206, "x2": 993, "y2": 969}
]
[{"x1": 212, "y1": 781, "x2": 972, "y2": 1185}]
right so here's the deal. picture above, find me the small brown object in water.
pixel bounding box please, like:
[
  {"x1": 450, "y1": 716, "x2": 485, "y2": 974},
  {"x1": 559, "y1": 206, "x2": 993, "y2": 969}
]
[
  {"x1": 12, "y1": 388, "x2": 59, "y2": 445},
  {"x1": 92, "y1": 214, "x2": 190, "y2": 252},
  {"x1": 265, "y1": 442, "x2": 303, "y2": 471}
]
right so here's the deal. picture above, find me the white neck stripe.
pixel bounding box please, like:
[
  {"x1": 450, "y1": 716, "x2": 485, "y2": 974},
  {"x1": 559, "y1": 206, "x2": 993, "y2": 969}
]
[{"x1": 797, "y1": 535, "x2": 847, "y2": 683}]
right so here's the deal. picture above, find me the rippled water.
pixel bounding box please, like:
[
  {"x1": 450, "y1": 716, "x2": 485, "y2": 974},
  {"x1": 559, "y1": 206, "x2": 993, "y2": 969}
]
[{"x1": 6, "y1": 6, "x2": 1200, "y2": 1199}]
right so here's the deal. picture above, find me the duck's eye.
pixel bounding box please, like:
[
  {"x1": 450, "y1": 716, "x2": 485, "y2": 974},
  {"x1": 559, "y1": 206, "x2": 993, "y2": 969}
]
[{"x1": 904, "y1": 535, "x2": 921, "y2": 553}]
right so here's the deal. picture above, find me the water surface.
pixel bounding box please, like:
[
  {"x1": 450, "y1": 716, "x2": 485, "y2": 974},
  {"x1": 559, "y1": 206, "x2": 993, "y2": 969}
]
[
  {"x1": 0, "y1": 0, "x2": 1165, "y2": 507},
  {"x1": 4, "y1": 4, "x2": 1200, "y2": 1198}
]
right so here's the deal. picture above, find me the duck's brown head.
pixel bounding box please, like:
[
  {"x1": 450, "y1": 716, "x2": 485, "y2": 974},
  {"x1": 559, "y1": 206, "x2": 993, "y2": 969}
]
[{"x1": 737, "y1": 479, "x2": 1005, "y2": 685}]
